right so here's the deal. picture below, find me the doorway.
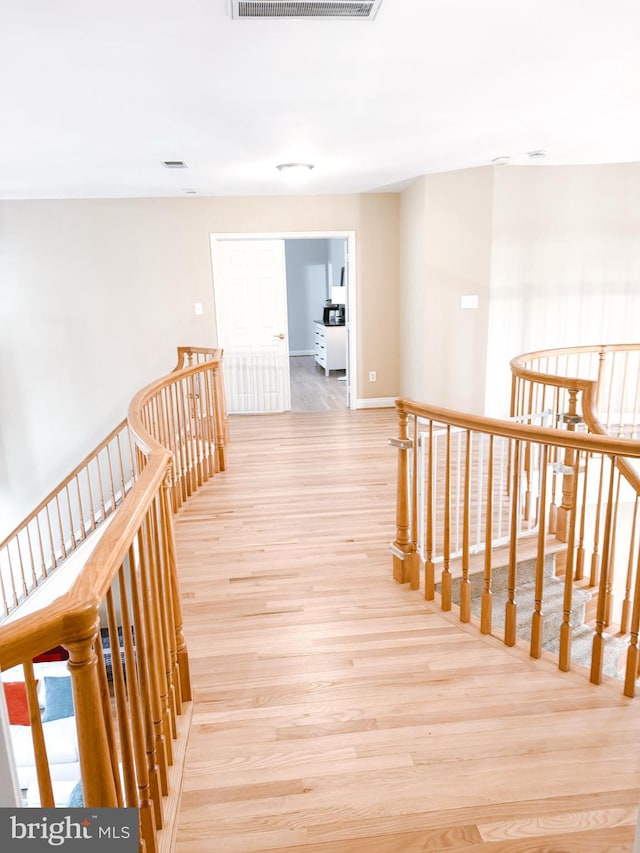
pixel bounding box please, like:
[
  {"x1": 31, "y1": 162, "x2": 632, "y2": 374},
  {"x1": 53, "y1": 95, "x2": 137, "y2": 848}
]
[{"x1": 210, "y1": 231, "x2": 357, "y2": 413}]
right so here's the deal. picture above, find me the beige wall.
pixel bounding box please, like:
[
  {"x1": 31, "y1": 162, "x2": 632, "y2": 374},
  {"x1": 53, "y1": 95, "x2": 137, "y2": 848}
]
[
  {"x1": 0, "y1": 194, "x2": 400, "y2": 537},
  {"x1": 399, "y1": 167, "x2": 494, "y2": 413},
  {"x1": 486, "y1": 163, "x2": 640, "y2": 414}
]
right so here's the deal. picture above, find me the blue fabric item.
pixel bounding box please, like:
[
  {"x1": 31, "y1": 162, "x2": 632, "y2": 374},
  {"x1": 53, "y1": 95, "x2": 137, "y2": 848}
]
[
  {"x1": 41, "y1": 675, "x2": 74, "y2": 722},
  {"x1": 67, "y1": 780, "x2": 84, "y2": 807}
]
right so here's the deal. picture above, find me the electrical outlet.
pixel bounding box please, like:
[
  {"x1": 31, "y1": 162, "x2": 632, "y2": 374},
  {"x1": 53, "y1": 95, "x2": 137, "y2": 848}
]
[
  {"x1": 194, "y1": 302, "x2": 204, "y2": 315},
  {"x1": 369, "y1": 371, "x2": 377, "y2": 382}
]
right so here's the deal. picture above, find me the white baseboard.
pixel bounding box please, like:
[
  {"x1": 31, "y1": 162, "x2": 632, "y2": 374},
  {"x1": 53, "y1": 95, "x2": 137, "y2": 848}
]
[
  {"x1": 289, "y1": 350, "x2": 315, "y2": 357},
  {"x1": 356, "y1": 397, "x2": 396, "y2": 409}
]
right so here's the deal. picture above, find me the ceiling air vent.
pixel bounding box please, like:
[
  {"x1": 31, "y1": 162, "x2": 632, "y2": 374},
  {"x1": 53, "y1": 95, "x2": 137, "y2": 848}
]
[{"x1": 231, "y1": 1, "x2": 383, "y2": 20}]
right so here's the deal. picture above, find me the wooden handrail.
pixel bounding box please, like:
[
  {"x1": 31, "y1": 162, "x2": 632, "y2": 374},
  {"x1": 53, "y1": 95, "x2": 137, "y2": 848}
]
[
  {"x1": 0, "y1": 420, "x2": 136, "y2": 619},
  {"x1": 392, "y1": 383, "x2": 640, "y2": 699},
  {"x1": 0, "y1": 346, "x2": 228, "y2": 850}
]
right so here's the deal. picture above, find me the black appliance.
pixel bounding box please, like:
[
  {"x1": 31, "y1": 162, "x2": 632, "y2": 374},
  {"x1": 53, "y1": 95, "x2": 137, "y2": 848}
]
[{"x1": 323, "y1": 304, "x2": 345, "y2": 325}]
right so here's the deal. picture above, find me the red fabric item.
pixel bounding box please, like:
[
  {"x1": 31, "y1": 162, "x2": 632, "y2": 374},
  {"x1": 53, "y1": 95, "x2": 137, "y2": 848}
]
[
  {"x1": 33, "y1": 646, "x2": 69, "y2": 662},
  {"x1": 3, "y1": 681, "x2": 36, "y2": 726}
]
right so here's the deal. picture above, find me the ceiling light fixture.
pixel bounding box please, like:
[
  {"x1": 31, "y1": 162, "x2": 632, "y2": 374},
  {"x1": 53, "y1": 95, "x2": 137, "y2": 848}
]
[
  {"x1": 527, "y1": 149, "x2": 547, "y2": 160},
  {"x1": 162, "y1": 160, "x2": 188, "y2": 168},
  {"x1": 492, "y1": 156, "x2": 511, "y2": 166},
  {"x1": 276, "y1": 162, "x2": 314, "y2": 175}
]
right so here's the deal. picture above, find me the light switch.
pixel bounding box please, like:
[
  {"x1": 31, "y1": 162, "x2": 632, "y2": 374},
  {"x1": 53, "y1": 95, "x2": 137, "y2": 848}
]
[
  {"x1": 194, "y1": 303, "x2": 204, "y2": 315},
  {"x1": 461, "y1": 295, "x2": 479, "y2": 310}
]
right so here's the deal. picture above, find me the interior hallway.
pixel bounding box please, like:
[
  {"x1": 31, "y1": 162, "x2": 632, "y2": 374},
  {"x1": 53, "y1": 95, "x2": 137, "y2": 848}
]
[{"x1": 171, "y1": 409, "x2": 640, "y2": 852}]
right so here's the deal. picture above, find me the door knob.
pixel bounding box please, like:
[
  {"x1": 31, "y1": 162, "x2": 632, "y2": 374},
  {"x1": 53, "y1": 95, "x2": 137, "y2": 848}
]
[{"x1": 274, "y1": 333, "x2": 285, "y2": 340}]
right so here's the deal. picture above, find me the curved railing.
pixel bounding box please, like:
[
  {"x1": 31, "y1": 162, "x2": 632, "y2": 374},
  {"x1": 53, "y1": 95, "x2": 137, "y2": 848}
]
[
  {"x1": 0, "y1": 348, "x2": 227, "y2": 852},
  {"x1": 510, "y1": 343, "x2": 640, "y2": 440},
  {"x1": 391, "y1": 390, "x2": 640, "y2": 699}
]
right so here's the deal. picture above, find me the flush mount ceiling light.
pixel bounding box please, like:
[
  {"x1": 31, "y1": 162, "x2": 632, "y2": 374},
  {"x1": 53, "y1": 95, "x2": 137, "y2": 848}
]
[
  {"x1": 276, "y1": 162, "x2": 314, "y2": 174},
  {"x1": 162, "y1": 160, "x2": 188, "y2": 168},
  {"x1": 527, "y1": 149, "x2": 547, "y2": 160},
  {"x1": 276, "y1": 162, "x2": 315, "y2": 183}
]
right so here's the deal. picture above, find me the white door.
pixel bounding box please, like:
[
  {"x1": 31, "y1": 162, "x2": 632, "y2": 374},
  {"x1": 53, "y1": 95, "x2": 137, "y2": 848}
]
[{"x1": 211, "y1": 238, "x2": 291, "y2": 413}]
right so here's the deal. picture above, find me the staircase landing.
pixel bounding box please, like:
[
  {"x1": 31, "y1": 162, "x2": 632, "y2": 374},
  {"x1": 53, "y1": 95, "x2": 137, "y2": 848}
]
[{"x1": 173, "y1": 409, "x2": 640, "y2": 852}]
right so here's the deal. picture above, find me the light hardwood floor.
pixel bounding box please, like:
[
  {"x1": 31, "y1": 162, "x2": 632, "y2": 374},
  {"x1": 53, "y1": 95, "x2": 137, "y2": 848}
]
[
  {"x1": 172, "y1": 409, "x2": 640, "y2": 852},
  {"x1": 290, "y1": 356, "x2": 347, "y2": 412}
]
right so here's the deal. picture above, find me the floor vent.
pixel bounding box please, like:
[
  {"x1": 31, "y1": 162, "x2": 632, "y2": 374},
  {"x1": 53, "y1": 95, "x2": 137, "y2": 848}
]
[{"x1": 231, "y1": 1, "x2": 382, "y2": 20}]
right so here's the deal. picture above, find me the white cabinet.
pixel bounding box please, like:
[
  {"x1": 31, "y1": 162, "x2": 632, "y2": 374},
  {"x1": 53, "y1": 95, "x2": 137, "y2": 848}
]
[{"x1": 314, "y1": 321, "x2": 346, "y2": 376}]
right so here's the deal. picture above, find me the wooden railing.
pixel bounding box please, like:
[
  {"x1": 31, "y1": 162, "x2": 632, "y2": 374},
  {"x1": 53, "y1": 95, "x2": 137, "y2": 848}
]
[
  {"x1": 0, "y1": 422, "x2": 137, "y2": 621},
  {"x1": 0, "y1": 347, "x2": 227, "y2": 851},
  {"x1": 391, "y1": 397, "x2": 640, "y2": 699}
]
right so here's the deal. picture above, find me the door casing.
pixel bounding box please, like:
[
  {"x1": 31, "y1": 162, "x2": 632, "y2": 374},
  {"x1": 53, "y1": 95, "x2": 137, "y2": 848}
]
[{"x1": 210, "y1": 230, "x2": 358, "y2": 409}]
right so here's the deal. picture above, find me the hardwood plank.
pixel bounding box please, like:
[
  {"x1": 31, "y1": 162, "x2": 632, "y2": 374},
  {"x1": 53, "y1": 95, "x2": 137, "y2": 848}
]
[{"x1": 173, "y1": 409, "x2": 640, "y2": 852}]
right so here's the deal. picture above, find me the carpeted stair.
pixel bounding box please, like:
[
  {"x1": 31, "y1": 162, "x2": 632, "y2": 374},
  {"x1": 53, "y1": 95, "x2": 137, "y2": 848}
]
[{"x1": 438, "y1": 553, "x2": 628, "y2": 678}]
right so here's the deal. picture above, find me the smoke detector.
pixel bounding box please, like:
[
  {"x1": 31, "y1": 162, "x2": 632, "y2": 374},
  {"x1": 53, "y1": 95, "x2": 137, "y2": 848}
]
[{"x1": 231, "y1": 1, "x2": 383, "y2": 20}]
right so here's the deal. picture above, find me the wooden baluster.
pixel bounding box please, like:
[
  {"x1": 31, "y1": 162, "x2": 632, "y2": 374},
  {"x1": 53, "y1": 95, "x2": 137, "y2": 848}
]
[
  {"x1": 505, "y1": 440, "x2": 521, "y2": 647},
  {"x1": 459, "y1": 430, "x2": 472, "y2": 622},
  {"x1": 424, "y1": 420, "x2": 435, "y2": 600},
  {"x1": 138, "y1": 522, "x2": 170, "y2": 799},
  {"x1": 0, "y1": 546, "x2": 9, "y2": 616},
  {"x1": 480, "y1": 435, "x2": 494, "y2": 634},
  {"x1": 5, "y1": 546, "x2": 19, "y2": 610},
  {"x1": 590, "y1": 454, "x2": 605, "y2": 587},
  {"x1": 54, "y1": 494, "x2": 67, "y2": 560},
  {"x1": 64, "y1": 484, "x2": 77, "y2": 550},
  {"x1": 167, "y1": 383, "x2": 180, "y2": 507},
  {"x1": 66, "y1": 625, "x2": 119, "y2": 807},
  {"x1": 23, "y1": 661, "x2": 54, "y2": 807},
  {"x1": 44, "y1": 504, "x2": 56, "y2": 574},
  {"x1": 173, "y1": 380, "x2": 187, "y2": 507},
  {"x1": 118, "y1": 556, "x2": 158, "y2": 853},
  {"x1": 624, "y1": 539, "x2": 640, "y2": 697},
  {"x1": 620, "y1": 496, "x2": 639, "y2": 634},
  {"x1": 106, "y1": 587, "x2": 137, "y2": 806},
  {"x1": 559, "y1": 451, "x2": 581, "y2": 671},
  {"x1": 604, "y1": 470, "x2": 621, "y2": 627},
  {"x1": 184, "y1": 377, "x2": 197, "y2": 496},
  {"x1": 574, "y1": 452, "x2": 589, "y2": 581},
  {"x1": 548, "y1": 390, "x2": 559, "y2": 533},
  {"x1": 441, "y1": 426, "x2": 452, "y2": 611},
  {"x1": 408, "y1": 416, "x2": 419, "y2": 591},
  {"x1": 162, "y1": 473, "x2": 192, "y2": 703},
  {"x1": 105, "y1": 444, "x2": 117, "y2": 514},
  {"x1": 150, "y1": 493, "x2": 178, "y2": 734},
  {"x1": 556, "y1": 389, "x2": 579, "y2": 543},
  {"x1": 93, "y1": 639, "x2": 123, "y2": 805},
  {"x1": 213, "y1": 362, "x2": 228, "y2": 472},
  {"x1": 591, "y1": 456, "x2": 617, "y2": 685},
  {"x1": 94, "y1": 451, "x2": 107, "y2": 525},
  {"x1": 201, "y1": 366, "x2": 215, "y2": 479},
  {"x1": 188, "y1": 374, "x2": 203, "y2": 488},
  {"x1": 530, "y1": 444, "x2": 549, "y2": 658},
  {"x1": 15, "y1": 533, "x2": 28, "y2": 599},
  {"x1": 146, "y1": 503, "x2": 175, "y2": 757},
  {"x1": 24, "y1": 523, "x2": 37, "y2": 590},
  {"x1": 34, "y1": 515, "x2": 46, "y2": 580},
  {"x1": 391, "y1": 409, "x2": 416, "y2": 585},
  {"x1": 131, "y1": 531, "x2": 163, "y2": 829}
]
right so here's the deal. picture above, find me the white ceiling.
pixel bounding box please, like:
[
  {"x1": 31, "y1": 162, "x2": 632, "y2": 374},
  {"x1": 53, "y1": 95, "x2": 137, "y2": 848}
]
[{"x1": 2, "y1": 0, "x2": 640, "y2": 199}]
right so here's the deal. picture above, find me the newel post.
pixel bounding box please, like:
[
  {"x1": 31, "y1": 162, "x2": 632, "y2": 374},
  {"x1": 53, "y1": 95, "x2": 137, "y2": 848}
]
[
  {"x1": 390, "y1": 408, "x2": 418, "y2": 587},
  {"x1": 66, "y1": 617, "x2": 119, "y2": 807}
]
